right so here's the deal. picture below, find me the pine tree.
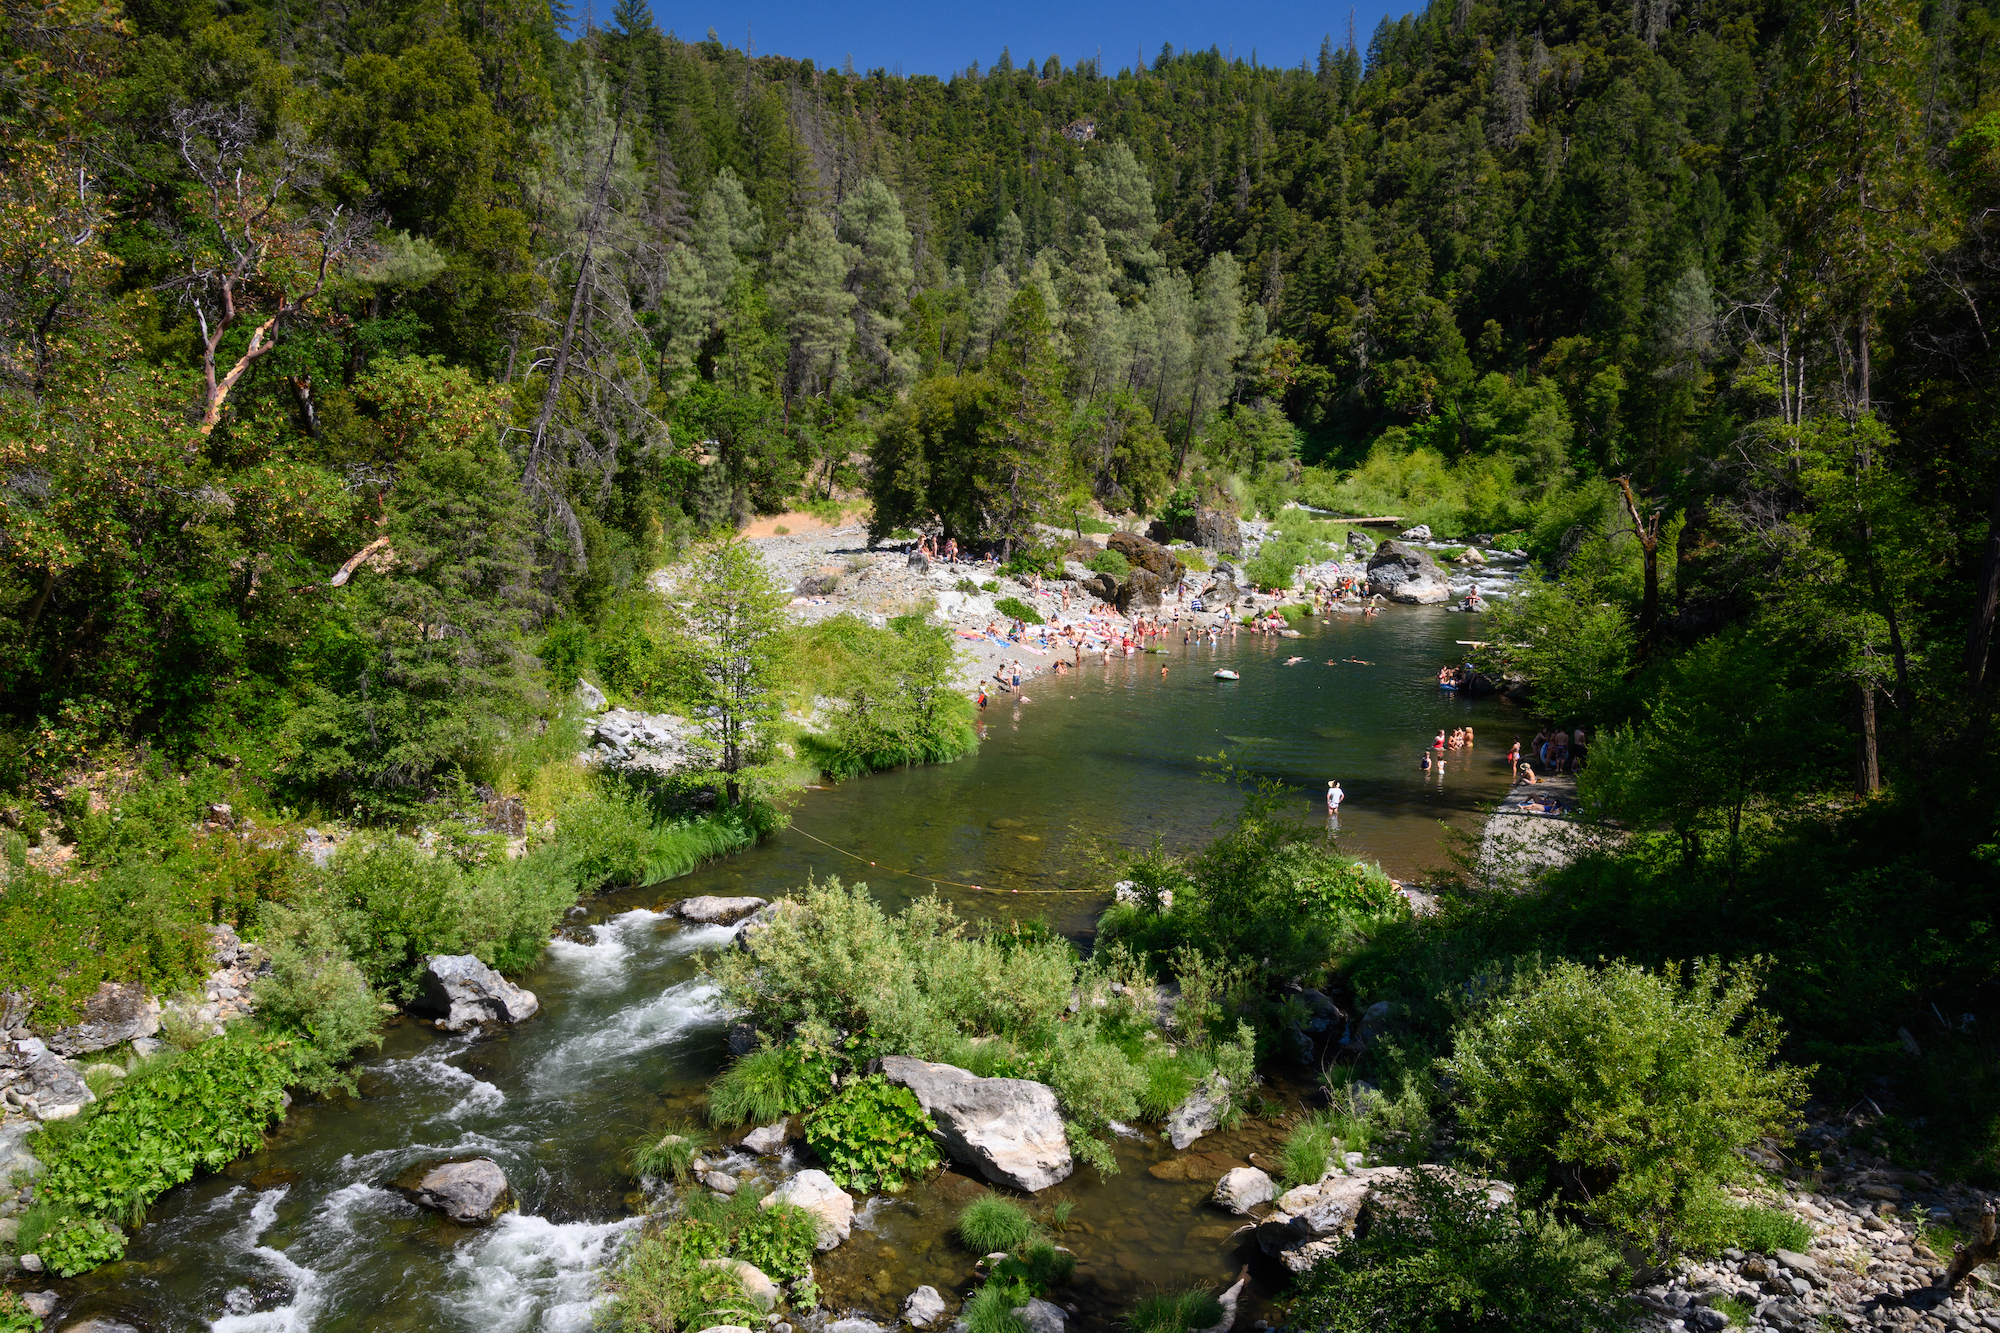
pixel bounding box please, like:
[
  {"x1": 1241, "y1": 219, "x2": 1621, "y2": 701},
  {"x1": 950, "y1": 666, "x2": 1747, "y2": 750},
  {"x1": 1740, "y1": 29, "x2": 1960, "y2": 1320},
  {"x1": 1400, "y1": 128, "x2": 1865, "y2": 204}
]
[
  {"x1": 772, "y1": 212, "x2": 857, "y2": 400},
  {"x1": 838, "y1": 177, "x2": 917, "y2": 389},
  {"x1": 980, "y1": 284, "x2": 1068, "y2": 558}
]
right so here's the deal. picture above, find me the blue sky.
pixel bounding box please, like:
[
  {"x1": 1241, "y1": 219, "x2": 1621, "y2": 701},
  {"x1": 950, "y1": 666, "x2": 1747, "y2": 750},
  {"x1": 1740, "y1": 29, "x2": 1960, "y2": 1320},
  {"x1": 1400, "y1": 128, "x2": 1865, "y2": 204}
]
[{"x1": 623, "y1": 0, "x2": 1416, "y2": 79}]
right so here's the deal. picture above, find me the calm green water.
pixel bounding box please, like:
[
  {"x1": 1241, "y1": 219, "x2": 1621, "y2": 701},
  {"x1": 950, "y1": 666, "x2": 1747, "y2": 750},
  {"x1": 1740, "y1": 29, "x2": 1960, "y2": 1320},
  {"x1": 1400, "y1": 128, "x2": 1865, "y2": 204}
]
[{"x1": 56, "y1": 608, "x2": 1523, "y2": 1333}]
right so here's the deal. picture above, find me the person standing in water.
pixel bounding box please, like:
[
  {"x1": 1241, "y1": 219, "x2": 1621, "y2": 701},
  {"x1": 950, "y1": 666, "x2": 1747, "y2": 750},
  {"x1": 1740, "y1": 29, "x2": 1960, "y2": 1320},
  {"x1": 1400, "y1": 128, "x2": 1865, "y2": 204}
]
[{"x1": 1327, "y1": 780, "x2": 1344, "y2": 813}]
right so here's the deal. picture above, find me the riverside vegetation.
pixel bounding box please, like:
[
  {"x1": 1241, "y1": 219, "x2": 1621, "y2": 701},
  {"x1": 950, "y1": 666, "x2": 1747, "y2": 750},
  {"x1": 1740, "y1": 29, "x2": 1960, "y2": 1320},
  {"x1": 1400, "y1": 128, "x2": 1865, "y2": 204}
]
[{"x1": 5, "y1": 0, "x2": 2000, "y2": 1320}]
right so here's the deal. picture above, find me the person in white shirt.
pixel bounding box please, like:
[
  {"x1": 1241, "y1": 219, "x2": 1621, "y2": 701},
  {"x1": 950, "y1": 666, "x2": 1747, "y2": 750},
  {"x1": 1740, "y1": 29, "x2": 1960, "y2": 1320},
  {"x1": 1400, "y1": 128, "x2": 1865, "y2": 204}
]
[{"x1": 1327, "y1": 780, "x2": 1344, "y2": 812}]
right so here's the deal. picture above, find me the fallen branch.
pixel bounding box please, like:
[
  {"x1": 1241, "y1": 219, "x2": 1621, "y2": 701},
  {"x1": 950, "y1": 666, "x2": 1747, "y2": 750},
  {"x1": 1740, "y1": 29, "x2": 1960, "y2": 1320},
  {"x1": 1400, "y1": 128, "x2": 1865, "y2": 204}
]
[{"x1": 330, "y1": 537, "x2": 391, "y2": 587}]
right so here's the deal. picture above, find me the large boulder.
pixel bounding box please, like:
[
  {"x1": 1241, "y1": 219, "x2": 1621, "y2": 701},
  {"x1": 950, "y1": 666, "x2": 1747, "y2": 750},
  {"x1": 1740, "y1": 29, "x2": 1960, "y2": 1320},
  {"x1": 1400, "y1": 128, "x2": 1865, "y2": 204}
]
[
  {"x1": 409, "y1": 955, "x2": 538, "y2": 1032},
  {"x1": 1253, "y1": 1169, "x2": 1399, "y2": 1273},
  {"x1": 764, "y1": 1168, "x2": 854, "y2": 1250},
  {"x1": 391, "y1": 1156, "x2": 516, "y2": 1225},
  {"x1": 1345, "y1": 530, "x2": 1375, "y2": 556},
  {"x1": 904, "y1": 1286, "x2": 949, "y2": 1328},
  {"x1": 1214, "y1": 1166, "x2": 1275, "y2": 1214},
  {"x1": 1364, "y1": 540, "x2": 1439, "y2": 593},
  {"x1": 675, "y1": 896, "x2": 767, "y2": 925},
  {"x1": 41, "y1": 981, "x2": 160, "y2": 1056},
  {"x1": 1, "y1": 1037, "x2": 93, "y2": 1121},
  {"x1": 1107, "y1": 531, "x2": 1186, "y2": 582},
  {"x1": 1194, "y1": 507, "x2": 1243, "y2": 556},
  {"x1": 1113, "y1": 568, "x2": 1165, "y2": 615},
  {"x1": 733, "y1": 899, "x2": 807, "y2": 953},
  {"x1": 1389, "y1": 577, "x2": 1452, "y2": 605},
  {"x1": 878, "y1": 1056, "x2": 1074, "y2": 1192},
  {"x1": 1165, "y1": 1074, "x2": 1230, "y2": 1150},
  {"x1": 741, "y1": 1119, "x2": 789, "y2": 1155}
]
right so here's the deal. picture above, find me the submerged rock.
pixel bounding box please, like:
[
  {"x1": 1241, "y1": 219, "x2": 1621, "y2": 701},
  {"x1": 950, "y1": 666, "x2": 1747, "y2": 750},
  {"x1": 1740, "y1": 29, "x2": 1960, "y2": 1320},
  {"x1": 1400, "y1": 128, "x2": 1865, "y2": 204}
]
[
  {"x1": 60, "y1": 1321, "x2": 143, "y2": 1333},
  {"x1": 409, "y1": 955, "x2": 538, "y2": 1031},
  {"x1": 391, "y1": 1156, "x2": 516, "y2": 1225},
  {"x1": 903, "y1": 1285, "x2": 948, "y2": 1328},
  {"x1": 1164, "y1": 1074, "x2": 1230, "y2": 1150},
  {"x1": 1213, "y1": 1166, "x2": 1274, "y2": 1215},
  {"x1": 675, "y1": 896, "x2": 768, "y2": 925},
  {"x1": 765, "y1": 1168, "x2": 853, "y2": 1250},
  {"x1": 878, "y1": 1055, "x2": 1073, "y2": 1193}
]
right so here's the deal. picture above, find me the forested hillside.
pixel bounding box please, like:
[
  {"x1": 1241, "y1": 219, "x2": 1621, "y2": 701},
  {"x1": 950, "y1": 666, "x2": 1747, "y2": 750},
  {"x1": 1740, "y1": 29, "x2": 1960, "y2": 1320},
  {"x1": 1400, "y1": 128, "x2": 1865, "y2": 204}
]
[{"x1": 4, "y1": 0, "x2": 2000, "y2": 1228}]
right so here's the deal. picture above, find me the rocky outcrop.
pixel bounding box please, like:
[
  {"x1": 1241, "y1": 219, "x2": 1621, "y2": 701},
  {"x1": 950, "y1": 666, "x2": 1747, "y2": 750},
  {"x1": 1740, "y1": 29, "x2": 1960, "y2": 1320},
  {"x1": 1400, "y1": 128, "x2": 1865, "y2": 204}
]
[
  {"x1": 675, "y1": 896, "x2": 768, "y2": 925},
  {"x1": 1165, "y1": 1074, "x2": 1230, "y2": 1150},
  {"x1": 701, "y1": 1257, "x2": 780, "y2": 1312},
  {"x1": 0, "y1": 1037, "x2": 93, "y2": 1121},
  {"x1": 408, "y1": 955, "x2": 538, "y2": 1032},
  {"x1": 40, "y1": 981, "x2": 159, "y2": 1057},
  {"x1": 391, "y1": 1157, "x2": 516, "y2": 1225},
  {"x1": 1107, "y1": 531, "x2": 1186, "y2": 582},
  {"x1": 1213, "y1": 1166, "x2": 1275, "y2": 1215},
  {"x1": 575, "y1": 679, "x2": 609, "y2": 712},
  {"x1": 903, "y1": 1286, "x2": 948, "y2": 1328},
  {"x1": 765, "y1": 1168, "x2": 854, "y2": 1250},
  {"x1": 589, "y1": 708, "x2": 706, "y2": 776},
  {"x1": 878, "y1": 1056, "x2": 1073, "y2": 1192},
  {"x1": 1346, "y1": 530, "x2": 1375, "y2": 556},
  {"x1": 1254, "y1": 1168, "x2": 1405, "y2": 1272}
]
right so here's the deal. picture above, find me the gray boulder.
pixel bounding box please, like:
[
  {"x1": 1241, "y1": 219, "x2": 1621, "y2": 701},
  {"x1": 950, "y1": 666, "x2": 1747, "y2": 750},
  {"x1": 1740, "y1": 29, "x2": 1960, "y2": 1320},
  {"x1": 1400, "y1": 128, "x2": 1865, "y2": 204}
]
[
  {"x1": 1, "y1": 1037, "x2": 93, "y2": 1121},
  {"x1": 575, "y1": 679, "x2": 609, "y2": 712},
  {"x1": 1399, "y1": 524, "x2": 1433, "y2": 540},
  {"x1": 1077, "y1": 570, "x2": 1119, "y2": 603},
  {"x1": 1194, "y1": 507, "x2": 1243, "y2": 556},
  {"x1": 675, "y1": 896, "x2": 768, "y2": 925},
  {"x1": 829, "y1": 1322, "x2": 886, "y2": 1333},
  {"x1": 1165, "y1": 1074, "x2": 1230, "y2": 1150},
  {"x1": 1364, "y1": 540, "x2": 1440, "y2": 594},
  {"x1": 590, "y1": 708, "x2": 706, "y2": 776},
  {"x1": 701, "y1": 1257, "x2": 780, "y2": 1312},
  {"x1": 904, "y1": 1286, "x2": 949, "y2": 1328},
  {"x1": 741, "y1": 1119, "x2": 789, "y2": 1155},
  {"x1": 1012, "y1": 1299, "x2": 1067, "y2": 1333},
  {"x1": 1114, "y1": 568, "x2": 1165, "y2": 614},
  {"x1": 409, "y1": 955, "x2": 538, "y2": 1031},
  {"x1": 390, "y1": 1156, "x2": 516, "y2": 1225},
  {"x1": 1213, "y1": 1166, "x2": 1275, "y2": 1215},
  {"x1": 1346, "y1": 530, "x2": 1375, "y2": 556},
  {"x1": 733, "y1": 900, "x2": 806, "y2": 952},
  {"x1": 1388, "y1": 576, "x2": 1452, "y2": 605},
  {"x1": 41, "y1": 981, "x2": 160, "y2": 1056},
  {"x1": 765, "y1": 1168, "x2": 854, "y2": 1250},
  {"x1": 878, "y1": 1056, "x2": 1073, "y2": 1192}
]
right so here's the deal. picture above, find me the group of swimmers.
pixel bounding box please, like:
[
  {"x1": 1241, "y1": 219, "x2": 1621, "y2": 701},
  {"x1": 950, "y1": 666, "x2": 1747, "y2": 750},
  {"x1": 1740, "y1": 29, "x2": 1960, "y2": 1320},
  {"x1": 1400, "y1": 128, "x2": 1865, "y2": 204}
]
[{"x1": 1420, "y1": 726, "x2": 1474, "y2": 772}]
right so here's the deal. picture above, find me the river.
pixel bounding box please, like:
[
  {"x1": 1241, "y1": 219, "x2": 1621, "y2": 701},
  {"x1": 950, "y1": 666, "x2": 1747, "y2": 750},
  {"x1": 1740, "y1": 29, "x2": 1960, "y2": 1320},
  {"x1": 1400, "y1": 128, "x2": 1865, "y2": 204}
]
[{"x1": 58, "y1": 607, "x2": 1525, "y2": 1333}]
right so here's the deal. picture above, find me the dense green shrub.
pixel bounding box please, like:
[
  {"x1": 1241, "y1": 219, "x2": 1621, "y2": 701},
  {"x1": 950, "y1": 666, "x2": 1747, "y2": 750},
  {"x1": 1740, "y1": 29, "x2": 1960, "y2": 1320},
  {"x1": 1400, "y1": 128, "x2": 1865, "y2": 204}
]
[
  {"x1": 789, "y1": 613, "x2": 979, "y2": 780},
  {"x1": 993, "y1": 596, "x2": 1044, "y2": 625},
  {"x1": 958, "y1": 1195, "x2": 1035, "y2": 1252},
  {"x1": 803, "y1": 1074, "x2": 942, "y2": 1192},
  {"x1": 1722, "y1": 1203, "x2": 1812, "y2": 1256},
  {"x1": 601, "y1": 1219, "x2": 761, "y2": 1333},
  {"x1": 1086, "y1": 550, "x2": 1131, "y2": 578},
  {"x1": 250, "y1": 902, "x2": 385, "y2": 1094},
  {"x1": 1442, "y1": 958, "x2": 1811, "y2": 1264},
  {"x1": 17, "y1": 1208, "x2": 127, "y2": 1277},
  {"x1": 1288, "y1": 1167, "x2": 1630, "y2": 1333}
]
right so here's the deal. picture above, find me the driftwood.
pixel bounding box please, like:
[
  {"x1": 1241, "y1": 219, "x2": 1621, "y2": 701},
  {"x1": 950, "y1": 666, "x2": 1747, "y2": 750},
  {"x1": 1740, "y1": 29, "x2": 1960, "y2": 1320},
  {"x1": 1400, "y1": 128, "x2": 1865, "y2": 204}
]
[
  {"x1": 330, "y1": 536, "x2": 392, "y2": 587},
  {"x1": 1939, "y1": 1202, "x2": 1998, "y2": 1293}
]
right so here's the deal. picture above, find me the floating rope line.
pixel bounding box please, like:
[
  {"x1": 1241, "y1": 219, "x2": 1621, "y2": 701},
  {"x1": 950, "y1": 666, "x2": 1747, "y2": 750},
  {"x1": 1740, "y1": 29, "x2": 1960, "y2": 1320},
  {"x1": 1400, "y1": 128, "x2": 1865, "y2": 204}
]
[{"x1": 782, "y1": 823, "x2": 1086, "y2": 894}]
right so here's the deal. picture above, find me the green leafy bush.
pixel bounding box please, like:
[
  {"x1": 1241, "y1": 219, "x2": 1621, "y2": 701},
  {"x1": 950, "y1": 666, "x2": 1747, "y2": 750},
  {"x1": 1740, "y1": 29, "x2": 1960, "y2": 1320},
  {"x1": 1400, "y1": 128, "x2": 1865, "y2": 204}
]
[
  {"x1": 717, "y1": 1197, "x2": 819, "y2": 1280},
  {"x1": 959, "y1": 1194, "x2": 1034, "y2": 1252},
  {"x1": 1442, "y1": 958, "x2": 1811, "y2": 1264},
  {"x1": 994, "y1": 597, "x2": 1044, "y2": 625},
  {"x1": 957, "y1": 578, "x2": 981, "y2": 593},
  {"x1": 980, "y1": 580, "x2": 1000, "y2": 593},
  {"x1": 1722, "y1": 1203, "x2": 1812, "y2": 1256},
  {"x1": 0, "y1": 1291, "x2": 43, "y2": 1333},
  {"x1": 601, "y1": 1219, "x2": 760, "y2": 1333},
  {"x1": 1127, "y1": 1289, "x2": 1225, "y2": 1333},
  {"x1": 803, "y1": 1074, "x2": 941, "y2": 1192},
  {"x1": 28, "y1": 1029, "x2": 299, "y2": 1275},
  {"x1": 1287, "y1": 1166, "x2": 1630, "y2": 1333},
  {"x1": 18, "y1": 1208, "x2": 127, "y2": 1276},
  {"x1": 1086, "y1": 550, "x2": 1131, "y2": 578},
  {"x1": 250, "y1": 901, "x2": 385, "y2": 1095}
]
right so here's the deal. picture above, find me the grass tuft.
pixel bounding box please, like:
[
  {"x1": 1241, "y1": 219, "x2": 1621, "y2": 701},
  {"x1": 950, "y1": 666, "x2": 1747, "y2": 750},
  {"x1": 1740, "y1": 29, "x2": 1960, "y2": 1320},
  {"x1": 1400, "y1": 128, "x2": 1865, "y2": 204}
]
[
  {"x1": 1279, "y1": 1110, "x2": 1340, "y2": 1188},
  {"x1": 1127, "y1": 1289, "x2": 1225, "y2": 1333},
  {"x1": 708, "y1": 1048, "x2": 790, "y2": 1125},
  {"x1": 959, "y1": 1194, "x2": 1035, "y2": 1252},
  {"x1": 630, "y1": 1126, "x2": 705, "y2": 1181}
]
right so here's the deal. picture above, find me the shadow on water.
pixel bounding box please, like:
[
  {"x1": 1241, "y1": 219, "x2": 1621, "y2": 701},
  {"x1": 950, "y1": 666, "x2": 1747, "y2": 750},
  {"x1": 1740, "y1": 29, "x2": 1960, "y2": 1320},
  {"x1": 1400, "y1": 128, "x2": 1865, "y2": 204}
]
[{"x1": 57, "y1": 608, "x2": 1522, "y2": 1332}]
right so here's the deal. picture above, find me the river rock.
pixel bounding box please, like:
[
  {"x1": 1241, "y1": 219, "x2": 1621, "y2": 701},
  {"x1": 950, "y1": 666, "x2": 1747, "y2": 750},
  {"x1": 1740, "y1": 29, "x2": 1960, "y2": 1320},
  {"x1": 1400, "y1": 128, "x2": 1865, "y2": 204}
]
[
  {"x1": 829, "y1": 1322, "x2": 885, "y2": 1333},
  {"x1": 904, "y1": 1285, "x2": 948, "y2": 1327},
  {"x1": 1253, "y1": 1169, "x2": 1398, "y2": 1272},
  {"x1": 1165, "y1": 1074, "x2": 1230, "y2": 1150},
  {"x1": 1213, "y1": 1166, "x2": 1275, "y2": 1214},
  {"x1": 575, "y1": 679, "x2": 608, "y2": 712},
  {"x1": 1107, "y1": 531, "x2": 1186, "y2": 581},
  {"x1": 1011, "y1": 1299, "x2": 1066, "y2": 1333},
  {"x1": 409, "y1": 955, "x2": 538, "y2": 1031},
  {"x1": 1457, "y1": 546, "x2": 1485, "y2": 565},
  {"x1": 1365, "y1": 540, "x2": 1441, "y2": 595},
  {"x1": 741, "y1": 1119, "x2": 789, "y2": 1155},
  {"x1": 1345, "y1": 530, "x2": 1375, "y2": 556},
  {"x1": 1113, "y1": 881, "x2": 1173, "y2": 912},
  {"x1": 878, "y1": 1056, "x2": 1073, "y2": 1192},
  {"x1": 702, "y1": 1257, "x2": 780, "y2": 1312},
  {"x1": 675, "y1": 896, "x2": 768, "y2": 924},
  {"x1": 60, "y1": 1321, "x2": 142, "y2": 1333},
  {"x1": 1399, "y1": 524, "x2": 1432, "y2": 540},
  {"x1": 20, "y1": 1292, "x2": 55, "y2": 1318},
  {"x1": 1389, "y1": 576, "x2": 1452, "y2": 605},
  {"x1": 1114, "y1": 568, "x2": 1165, "y2": 614},
  {"x1": 40, "y1": 981, "x2": 161, "y2": 1056},
  {"x1": 733, "y1": 899, "x2": 806, "y2": 952},
  {"x1": 391, "y1": 1156, "x2": 516, "y2": 1224},
  {"x1": 765, "y1": 1168, "x2": 853, "y2": 1250}
]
